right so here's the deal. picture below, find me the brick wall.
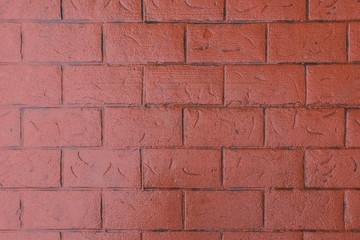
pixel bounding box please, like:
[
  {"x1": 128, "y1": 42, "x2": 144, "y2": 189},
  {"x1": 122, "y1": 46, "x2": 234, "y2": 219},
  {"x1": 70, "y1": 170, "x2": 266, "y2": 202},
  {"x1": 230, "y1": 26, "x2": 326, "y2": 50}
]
[{"x1": 0, "y1": 0, "x2": 359, "y2": 239}]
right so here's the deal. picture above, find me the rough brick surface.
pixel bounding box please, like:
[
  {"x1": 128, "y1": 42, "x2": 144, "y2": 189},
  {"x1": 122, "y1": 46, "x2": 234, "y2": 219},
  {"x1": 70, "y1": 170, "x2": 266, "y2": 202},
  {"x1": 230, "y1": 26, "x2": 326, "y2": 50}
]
[
  {"x1": 185, "y1": 191, "x2": 263, "y2": 229},
  {"x1": 227, "y1": 0, "x2": 306, "y2": 21},
  {"x1": 268, "y1": 23, "x2": 347, "y2": 63},
  {"x1": 265, "y1": 190, "x2": 344, "y2": 230},
  {"x1": 0, "y1": 0, "x2": 358, "y2": 237}
]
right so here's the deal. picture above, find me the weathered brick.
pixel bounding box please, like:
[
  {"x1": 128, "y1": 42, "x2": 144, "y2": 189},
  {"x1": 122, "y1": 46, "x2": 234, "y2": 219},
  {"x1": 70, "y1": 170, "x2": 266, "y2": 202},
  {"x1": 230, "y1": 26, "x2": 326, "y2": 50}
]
[
  {"x1": 0, "y1": 192, "x2": 20, "y2": 230},
  {"x1": 224, "y1": 232, "x2": 303, "y2": 240},
  {"x1": 63, "y1": 232, "x2": 140, "y2": 240},
  {"x1": 349, "y1": 23, "x2": 360, "y2": 62},
  {"x1": 345, "y1": 191, "x2": 360, "y2": 229},
  {"x1": 0, "y1": 232, "x2": 60, "y2": 240},
  {"x1": 347, "y1": 109, "x2": 360, "y2": 147},
  {"x1": 0, "y1": 24, "x2": 21, "y2": 62},
  {"x1": 304, "y1": 232, "x2": 360, "y2": 240},
  {"x1": 0, "y1": 108, "x2": 20, "y2": 147},
  {"x1": 309, "y1": 0, "x2": 360, "y2": 21},
  {"x1": 143, "y1": 232, "x2": 220, "y2": 240}
]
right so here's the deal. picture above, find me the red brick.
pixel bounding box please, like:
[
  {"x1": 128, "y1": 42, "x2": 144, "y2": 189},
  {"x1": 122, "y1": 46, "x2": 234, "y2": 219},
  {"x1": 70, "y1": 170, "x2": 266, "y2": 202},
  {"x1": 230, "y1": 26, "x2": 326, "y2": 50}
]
[
  {"x1": 0, "y1": 192, "x2": 20, "y2": 229},
  {"x1": 345, "y1": 191, "x2": 360, "y2": 229},
  {"x1": 224, "y1": 149, "x2": 303, "y2": 188},
  {"x1": 143, "y1": 232, "x2": 220, "y2": 240},
  {"x1": 304, "y1": 232, "x2": 360, "y2": 240},
  {"x1": 63, "y1": 149, "x2": 140, "y2": 188},
  {"x1": 268, "y1": 23, "x2": 347, "y2": 63},
  {"x1": 350, "y1": 23, "x2": 360, "y2": 62},
  {"x1": 63, "y1": 232, "x2": 140, "y2": 240},
  {"x1": 63, "y1": 66, "x2": 142, "y2": 105},
  {"x1": 0, "y1": 65, "x2": 61, "y2": 105},
  {"x1": 143, "y1": 149, "x2": 221, "y2": 188},
  {"x1": 185, "y1": 108, "x2": 264, "y2": 147},
  {"x1": 347, "y1": 110, "x2": 360, "y2": 147},
  {"x1": 23, "y1": 23, "x2": 102, "y2": 62},
  {"x1": 23, "y1": 108, "x2": 102, "y2": 147},
  {"x1": 265, "y1": 108, "x2": 345, "y2": 147},
  {"x1": 227, "y1": 0, "x2": 306, "y2": 21},
  {"x1": 144, "y1": 0, "x2": 224, "y2": 22},
  {"x1": 0, "y1": 0, "x2": 60, "y2": 20},
  {"x1": 63, "y1": 0, "x2": 141, "y2": 21},
  {"x1": 185, "y1": 191, "x2": 263, "y2": 229},
  {"x1": 0, "y1": 108, "x2": 19, "y2": 147},
  {"x1": 145, "y1": 65, "x2": 223, "y2": 105},
  {"x1": 305, "y1": 149, "x2": 360, "y2": 188},
  {"x1": 105, "y1": 107, "x2": 182, "y2": 147},
  {"x1": 105, "y1": 23, "x2": 184, "y2": 64},
  {"x1": 224, "y1": 232, "x2": 303, "y2": 240},
  {"x1": 225, "y1": 65, "x2": 305, "y2": 105},
  {"x1": 265, "y1": 190, "x2": 344, "y2": 230},
  {"x1": 309, "y1": 0, "x2": 360, "y2": 21},
  {"x1": 104, "y1": 190, "x2": 182, "y2": 229},
  {"x1": 0, "y1": 24, "x2": 21, "y2": 62},
  {"x1": 308, "y1": 65, "x2": 360, "y2": 105},
  {"x1": 188, "y1": 24, "x2": 266, "y2": 63},
  {"x1": 22, "y1": 191, "x2": 101, "y2": 229},
  {"x1": 0, "y1": 150, "x2": 60, "y2": 188},
  {"x1": 0, "y1": 232, "x2": 60, "y2": 240}
]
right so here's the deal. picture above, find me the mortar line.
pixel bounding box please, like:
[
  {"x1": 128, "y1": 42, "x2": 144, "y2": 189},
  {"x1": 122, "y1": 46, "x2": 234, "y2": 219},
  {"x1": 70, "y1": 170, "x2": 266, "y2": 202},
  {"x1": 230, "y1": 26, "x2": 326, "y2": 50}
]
[
  {"x1": 101, "y1": 107, "x2": 105, "y2": 146},
  {"x1": 140, "y1": 149, "x2": 144, "y2": 190},
  {"x1": 60, "y1": 65, "x2": 64, "y2": 105},
  {"x1": 184, "y1": 26, "x2": 188, "y2": 63},
  {"x1": 20, "y1": 108, "x2": 24, "y2": 147},
  {"x1": 141, "y1": 66, "x2": 146, "y2": 106},
  {"x1": 305, "y1": 65, "x2": 308, "y2": 105},
  {"x1": 345, "y1": 109, "x2": 348, "y2": 148},
  {"x1": 141, "y1": 0, "x2": 145, "y2": 23},
  {"x1": 182, "y1": 108, "x2": 186, "y2": 146},
  {"x1": 265, "y1": 23, "x2": 269, "y2": 63},
  {"x1": 20, "y1": 24, "x2": 24, "y2": 61},
  {"x1": 60, "y1": 0, "x2": 64, "y2": 20},
  {"x1": 60, "y1": 149, "x2": 64, "y2": 187},
  {"x1": 221, "y1": 147, "x2": 225, "y2": 188},
  {"x1": 182, "y1": 191, "x2": 186, "y2": 229},
  {"x1": 101, "y1": 24, "x2": 106, "y2": 64},
  {"x1": 223, "y1": 0, "x2": 227, "y2": 21},
  {"x1": 223, "y1": 66, "x2": 226, "y2": 106},
  {"x1": 347, "y1": 23, "x2": 350, "y2": 62}
]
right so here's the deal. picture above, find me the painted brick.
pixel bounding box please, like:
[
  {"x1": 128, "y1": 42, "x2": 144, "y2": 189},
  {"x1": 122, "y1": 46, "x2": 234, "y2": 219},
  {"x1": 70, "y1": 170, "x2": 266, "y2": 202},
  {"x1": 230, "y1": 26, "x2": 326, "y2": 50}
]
[
  {"x1": 227, "y1": 0, "x2": 306, "y2": 21},
  {"x1": 105, "y1": 107, "x2": 182, "y2": 147},
  {"x1": 104, "y1": 190, "x2": 182, "y2": 229},
  {"x1": 23, "y1": 108, "x2": 102, "y2": 147},
  {"x1": 349, "y1": 23, "x2": 360, "y2": 62},
  {"x1": 0, "y1": 23, "x2": 21, "y2": 62},
  {"x1": 145, "y1": 65, "x2": 223, "y2": 105},
  {"x1": 63, "y1": 149, "x2": 140, "y2": 188},
  {"x1": 304, "y1": 232, "x2": 360, "y2": 240},
  {"x1": 268, "y1": 23, "x2": 347, "y2": 63},
  {"x1": 309, "y1": 0, "x2": 360, "y2": 21},
  {"x1": 347, "y1": 109, "x2": 360, "y2": 147},
  {"x1": 224, "y1": 149, "x2": 303, "y2": 188},
  {"x1": 0, "y1": 192, "x2": 20, "y2": 230},
  {"x1": 185, "y1": 108, "x2": 264, "y2": 147},
  {"x1": 105, "y1": 23, "x2": 184, "y2": 64},
  {"x1": 143, "y1": 149, "x2": 221, "y2": 188},
  {"x1": 225, "y1": 65, "x2": 305, "y2": 105},
  {"x1": 0, "y1": 232, "x2": 60, "y2": 240},
  {"x1": 265, "y1": 108, "x2": 345, "y2": 147},
  {"x1": 185, "y1": 191, "x2": 263, "y2": 229},
  {"x1": 63, "y1": 66, "x2": 142, "y2": 105},
  {"x1": 0, "y1": 108, "x2": 20, "y2": 147},
  {"x1": 345, "y1": 191, "x2": 360, "y2": 229},
  {"x1": 23, "y1": 23, "x2": 102, "y2": 62},
  {"x1": 63, "y1": 232, "x2": 140, "y2": 240},
  {"x1": 266, "y1": 190, "x2": 344, "y2": 230},
  {"x1": 188, "y1": 24, "x2": 266, "y2": 63},
  {"x1": 143, "y1": 232, "x2": 221, "y2": 240},
  {"x1": 224, "y1": 232, "x2": 303, "y2": 240}
]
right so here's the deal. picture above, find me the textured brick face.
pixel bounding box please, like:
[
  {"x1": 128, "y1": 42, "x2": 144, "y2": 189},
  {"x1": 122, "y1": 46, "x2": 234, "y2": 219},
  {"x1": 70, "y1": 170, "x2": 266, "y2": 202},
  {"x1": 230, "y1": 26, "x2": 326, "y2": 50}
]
[{"x1": 0, "y1": 0, "x2": 358, "y2": 237}]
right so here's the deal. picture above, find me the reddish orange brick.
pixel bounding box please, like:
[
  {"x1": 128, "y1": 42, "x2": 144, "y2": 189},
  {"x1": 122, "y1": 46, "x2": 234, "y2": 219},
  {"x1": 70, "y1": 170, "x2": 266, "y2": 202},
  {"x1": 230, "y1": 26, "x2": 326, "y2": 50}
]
[
  {"x1": 0, "y1": 0, "x2": 60, "y2": 20},
  {"x1": 145, "y1": 65, "x2": 223, "y2": 105},
  {"x1": 144, "y1": 0, "x2": 224, "y2": 22},
  {"x1": 63, "y1": 232, "x2": 140, "y2": 240},
  {"x1": 185, "y1": 108, "x2": 264, "y2": 147},
  {"x1": 185, "y1": 191, "x2": 263, "y2": 229},
  {"x1": 266, "y1": 190, "x2": 344, "y2": 230},
  {"x1": 143, "y1": 232, "x2": 220, "y2": 240},
  {"x1": 0, "y1": 150, "x2": 60, "y2": 188},
  {"x1": 188, "y1": 24, "x2": 266, "y2": 63},
  {"x1": 224, "y1": 149, "x2": 303, "y2": 188},
  {"x1": 143, "y1": 149, "x2": 221, "y2": 188},
  {"x1": 0, "y1": 24, "x2": 21, "y2": 62},
  {"x1": 347, "y1": 110, "x2": 360, "y2": 147},
  {"x1": 104, "y1": 190, "x2": 182, "y2": 229},
  {"x1": 304, "y1": 232, "x2": 360, "y2": 240},
  {"x1": 63, "y1": 149, "x2": 140, "y2": 188},
  {"x1": 227, "y1": 0, "x2": 306, "y2": 21},
  {"x1": 23, "y1": 23, "x2": 102, "y2": 62},
  {"x1": 345, "y1": 191, "x2": 360, "y2": 229},
  {"x1": 63, "y1": 66, "x2": 142, "y2": 105},
  {"x1": 0, "y1": 108, "x2": 20, "y2": 147},
  {"x1": 0, "y1": 232, "x2": 60, "y2": 240},
  {"x1": 350, "y1": 23, "x2": 360, "y2": 62},
  {"x1": 309, "y1": 0, "x2": 360, "y2": 21},
  {"x1": 226, "y1": 65, "x2": 305, "y2": 105},
  {"x1": 0, "y1": 192, "x2": 20, "y2": 230},
  {"x1": 22, "y1": 191, "x2": 101, "y2": 229},
  {"x1": 23, "y1": 108, "x2": 102, "y2": 147},
  {"x1": 265, "y1": 108, "x2": 345, "y2": 147},
  {"x1": 305, "y1": 149, "x2": 360, "y2": 188},
  {"x1": 105, "y1": 107, "x2": 182, "y2": 147},
  {"x1": 224, "y1": 232, "x2": 303, "y2": 240},
  {"x1": 63, "y1": 0, "x2": 141, "y2": 21},
  {"x1": 308, "y1": 65, "x2": 360, "y2": 105},
  {"x1": 105, "y1": 23, "x2": 184, "y2": 64},
  {"x1": 268, "y1": 23, "x2": 347, "y2": 63},
  {"x1": 0, "y1": 65, "x2": 61, "y2": 105}
]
